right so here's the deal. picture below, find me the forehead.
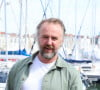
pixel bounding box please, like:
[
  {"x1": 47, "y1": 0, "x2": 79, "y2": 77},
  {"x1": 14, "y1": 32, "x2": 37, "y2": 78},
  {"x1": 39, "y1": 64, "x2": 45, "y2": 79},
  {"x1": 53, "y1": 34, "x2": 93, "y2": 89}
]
[{"x1": 39, "y1": 22, "x2": 63, "y2": 36}]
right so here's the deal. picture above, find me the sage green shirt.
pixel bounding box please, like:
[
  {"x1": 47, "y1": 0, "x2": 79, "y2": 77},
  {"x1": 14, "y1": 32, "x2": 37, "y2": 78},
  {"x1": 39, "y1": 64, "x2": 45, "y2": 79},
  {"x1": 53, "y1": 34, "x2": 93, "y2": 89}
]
[{"x1": 6, "y1": 52, "x2": 83, "y2": 90}]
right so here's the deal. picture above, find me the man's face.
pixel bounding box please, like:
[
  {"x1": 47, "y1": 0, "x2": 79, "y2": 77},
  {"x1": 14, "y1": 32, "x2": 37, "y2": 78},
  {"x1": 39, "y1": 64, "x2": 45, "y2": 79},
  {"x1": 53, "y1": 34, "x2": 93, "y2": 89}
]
[{"x1": 38, "y1": 22, "x2": 64, "y2": 59}]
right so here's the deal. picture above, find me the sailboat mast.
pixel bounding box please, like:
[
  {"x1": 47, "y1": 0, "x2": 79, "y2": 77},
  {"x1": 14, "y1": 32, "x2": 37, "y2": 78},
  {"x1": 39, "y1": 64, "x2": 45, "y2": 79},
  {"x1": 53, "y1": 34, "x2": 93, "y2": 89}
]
[
  {"x1": 91, "y1": 0, "x2": 96, "y2": 60},
  {"x1": 4, "y1": 0, "x2": 8, "y2": 61},
  {"x1": 58, "y1": 0, "x2": 61, "y2": 18},
  {"x1": 74, "y1": 0, "x2": 77, "y2": 59},
  {"x1": 19, "y1": 0, "x2": 22, "y2": 54},
  {"x1": 24, "y1": 0, "x2": 28, "y2": 49}
]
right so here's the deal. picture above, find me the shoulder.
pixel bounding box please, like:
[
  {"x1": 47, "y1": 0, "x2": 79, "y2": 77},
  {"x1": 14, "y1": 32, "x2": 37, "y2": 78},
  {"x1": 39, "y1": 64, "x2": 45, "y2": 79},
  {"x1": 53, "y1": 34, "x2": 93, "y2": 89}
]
[
  {"x1": 57, "y1": 57, "x2": 75, "y2": 70},
  {"x1": 10, "y1": 52, "x2": 39, "y2": 72},
  {"x1": 58, "y1": 57, "x2": 80, "y2": 76},
  {"x1": 9, "y1": 56, "x2": 32, "y2": 74}
]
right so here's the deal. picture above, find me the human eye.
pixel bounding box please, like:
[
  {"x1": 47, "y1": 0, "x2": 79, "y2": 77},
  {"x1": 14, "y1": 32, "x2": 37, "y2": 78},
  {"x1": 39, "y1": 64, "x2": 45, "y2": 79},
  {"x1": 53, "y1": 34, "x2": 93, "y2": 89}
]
[
  {"x1": 52, "y1": 37, "x2": 57, "y2": 40},
  {"x1": 42, "y1": 35, "x2": 48, "y2": 39}
]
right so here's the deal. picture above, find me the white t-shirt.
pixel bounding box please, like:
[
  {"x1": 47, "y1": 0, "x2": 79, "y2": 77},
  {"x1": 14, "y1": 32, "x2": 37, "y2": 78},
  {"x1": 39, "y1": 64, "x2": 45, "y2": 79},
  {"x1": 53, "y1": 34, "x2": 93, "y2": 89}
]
[{"x1": 21, "y1": 56, "x2": 55, "y2": 90}]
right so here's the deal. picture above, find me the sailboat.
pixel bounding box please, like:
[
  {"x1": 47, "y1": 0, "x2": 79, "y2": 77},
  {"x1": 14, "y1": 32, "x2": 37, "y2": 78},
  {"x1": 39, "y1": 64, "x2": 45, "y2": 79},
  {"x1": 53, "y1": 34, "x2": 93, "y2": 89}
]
[
  {"x1": 61, "y1": 0, "x2": 100, "y2": 83},
  {"x1": 0, "y1": 1, "x2": 30, "y2": 89},
  {"x1": 1, "y1": 0, "x2": 100, "y2": 89}
]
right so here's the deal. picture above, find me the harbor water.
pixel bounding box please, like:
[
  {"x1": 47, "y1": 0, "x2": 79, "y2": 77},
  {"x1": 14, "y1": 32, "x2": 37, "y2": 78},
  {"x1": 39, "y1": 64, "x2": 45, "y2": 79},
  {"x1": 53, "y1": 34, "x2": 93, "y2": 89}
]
[{"x1": 87, "y1": 83, "x2": 100, "y2": 90}]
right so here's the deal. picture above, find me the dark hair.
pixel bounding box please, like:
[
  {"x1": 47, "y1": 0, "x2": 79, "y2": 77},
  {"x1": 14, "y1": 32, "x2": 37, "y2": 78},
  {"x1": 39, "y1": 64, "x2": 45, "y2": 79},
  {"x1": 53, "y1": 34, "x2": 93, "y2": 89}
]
[{"x1": 37, "y1": 18, "x2": 66, "y2": 35}]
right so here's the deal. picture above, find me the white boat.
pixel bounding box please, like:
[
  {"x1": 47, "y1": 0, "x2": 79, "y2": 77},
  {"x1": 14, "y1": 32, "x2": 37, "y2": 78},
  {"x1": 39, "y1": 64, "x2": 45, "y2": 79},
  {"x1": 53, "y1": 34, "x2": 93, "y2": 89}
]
[
  {"x1": 0, "y1": 0, "x2": 100, "y2": 90},
  {"x1": 0, "y1": 62, "x2": 8, "y2": 90},
  {"x1": 79, "y1": 61, "x2": 100, "y2": 82},
  {"x1": 0, "y1": 83, "x2": 6, "y2": 90},
  {"x1": 0, "y1": 54, "x2": 28, "y2": 90}
]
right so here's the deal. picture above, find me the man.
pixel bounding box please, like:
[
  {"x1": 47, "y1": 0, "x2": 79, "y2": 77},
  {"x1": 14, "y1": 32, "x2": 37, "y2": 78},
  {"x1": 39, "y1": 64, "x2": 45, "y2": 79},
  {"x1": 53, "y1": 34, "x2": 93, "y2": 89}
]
[{"x1": 6, "y1": 18, "x2": 83, "y2": 90}]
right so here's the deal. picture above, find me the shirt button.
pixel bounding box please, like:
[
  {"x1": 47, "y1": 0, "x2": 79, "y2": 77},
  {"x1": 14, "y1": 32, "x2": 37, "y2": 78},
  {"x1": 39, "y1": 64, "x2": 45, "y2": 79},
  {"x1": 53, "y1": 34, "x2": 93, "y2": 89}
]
[{"x1": 22, "y1": 78, "x2": 25, "y2": 81}]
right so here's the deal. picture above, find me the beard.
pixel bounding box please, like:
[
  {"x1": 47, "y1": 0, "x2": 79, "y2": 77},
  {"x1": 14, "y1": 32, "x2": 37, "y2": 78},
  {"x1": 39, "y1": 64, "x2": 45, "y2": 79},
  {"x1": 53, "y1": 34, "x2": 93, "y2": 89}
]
[
  {"x1": 39, "y1": 45, "x2": 57, "y2": 59},
  {"x1": 41, "y1": 52, "x2": 56, "y2": 59}
]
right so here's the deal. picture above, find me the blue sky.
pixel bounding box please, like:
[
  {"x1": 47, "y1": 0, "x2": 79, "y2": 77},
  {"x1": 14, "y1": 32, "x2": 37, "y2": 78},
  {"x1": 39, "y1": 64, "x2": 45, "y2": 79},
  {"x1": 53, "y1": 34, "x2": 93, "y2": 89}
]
[{"x1": 0, "y1": 0, "x2": 100, "y2": 37}]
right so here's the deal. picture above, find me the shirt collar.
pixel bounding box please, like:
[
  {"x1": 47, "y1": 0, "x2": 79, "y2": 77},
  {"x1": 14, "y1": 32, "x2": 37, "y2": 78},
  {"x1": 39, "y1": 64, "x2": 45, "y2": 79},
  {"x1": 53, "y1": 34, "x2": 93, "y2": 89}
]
[{"x1": 27, "y1": 51, "x2": 67, "y2": 69}]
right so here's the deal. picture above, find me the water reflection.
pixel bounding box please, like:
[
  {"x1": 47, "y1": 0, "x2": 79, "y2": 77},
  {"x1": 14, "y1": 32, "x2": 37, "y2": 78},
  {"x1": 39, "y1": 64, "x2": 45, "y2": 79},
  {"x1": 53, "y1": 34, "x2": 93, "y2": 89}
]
[{"x1": 0, "y1": 71, "x2": 7, "y2": 83}]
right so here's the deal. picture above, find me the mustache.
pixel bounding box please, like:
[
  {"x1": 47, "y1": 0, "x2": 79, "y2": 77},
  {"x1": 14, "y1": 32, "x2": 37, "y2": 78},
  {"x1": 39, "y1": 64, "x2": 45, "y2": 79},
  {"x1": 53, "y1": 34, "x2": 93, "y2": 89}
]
[{"x1": 44, "y1": 45, "x2": 54, "y2": 49}]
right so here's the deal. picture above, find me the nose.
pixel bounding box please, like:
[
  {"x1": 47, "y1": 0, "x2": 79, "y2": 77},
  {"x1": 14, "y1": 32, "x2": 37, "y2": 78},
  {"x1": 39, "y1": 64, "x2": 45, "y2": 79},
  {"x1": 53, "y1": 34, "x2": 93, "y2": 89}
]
[{"x1": 47, "y1": 38, "x2": 52, "y2": 45}]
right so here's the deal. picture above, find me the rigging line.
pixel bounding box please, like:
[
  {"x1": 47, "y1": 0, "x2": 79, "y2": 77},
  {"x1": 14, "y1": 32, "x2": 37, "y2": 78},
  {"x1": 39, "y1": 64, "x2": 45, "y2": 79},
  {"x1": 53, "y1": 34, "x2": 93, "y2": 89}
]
[
  {"x1": 46, "y1": 0, "x2": 53, "y2": 17},
  {"x1": 29, "y1": 36, "x2": 36, "y2": 55},
  {"x1": 0, "y1": 0, "x2": 3, "y2": 10},
  {"x1": 91, "y1": 0, "x2": 96, "y2": 38},
  {"x1": 42, "y1": 0, "x2": 51, "y2": 19},
  {"x1": 49, "y1": 6, "x2": 53, "y2": 17},
  {"x1": 8, "y1": 1, "x2": 19, "y2": 30},
  {"x1": 30, "y1": 0, "x2": 52, "y2": 53},
  {"x1": 77, "y1": 0, "x2": 91, "y2": 36},
  {"x1": 39, "y1": 0, "x2": 51, "y2": 19},
  {"x1": 71, "y1": 0, "x2": 91, "y2": 54},
  {"x1": 39, "y1": 0, "x2": 46, "y2": 18},
  {"x1": 62, "y1": 45, "x2": 67, "y2": 59}
]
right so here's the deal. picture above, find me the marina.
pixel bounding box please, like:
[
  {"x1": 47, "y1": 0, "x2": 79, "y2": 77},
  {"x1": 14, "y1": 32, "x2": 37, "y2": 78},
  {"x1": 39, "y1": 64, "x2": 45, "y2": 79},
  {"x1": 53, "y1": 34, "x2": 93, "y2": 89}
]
[{"x1": 0, "y1": 0, "x2": 100, "y2": 90}]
